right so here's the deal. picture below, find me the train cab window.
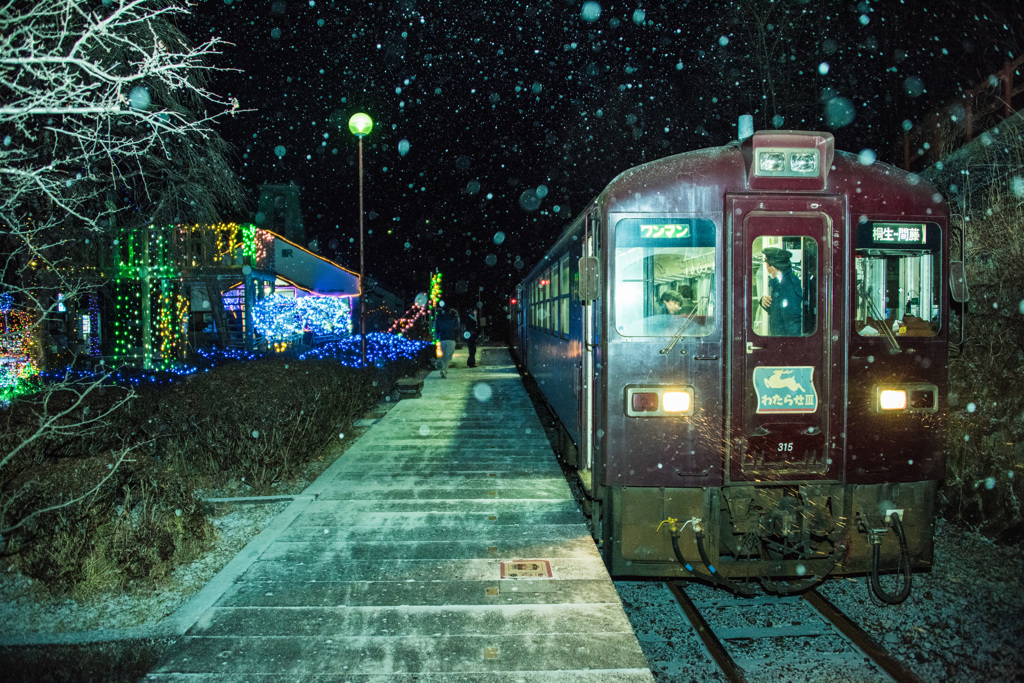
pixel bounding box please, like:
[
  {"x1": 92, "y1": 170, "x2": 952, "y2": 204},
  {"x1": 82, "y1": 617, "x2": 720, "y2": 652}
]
[
  {"x1": 752, "y1": 236, "x2": 818, "y2": 337},
  {"x1": 613, "y1": 218, "x2": 717, "y2": 337},
  {"x1": 855, "y1": 221, "x2": 941, "y2": 337}
]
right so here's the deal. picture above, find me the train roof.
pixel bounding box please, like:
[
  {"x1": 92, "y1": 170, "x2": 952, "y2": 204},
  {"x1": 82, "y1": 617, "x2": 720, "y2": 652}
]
[
  {"x1": 602, "y1": 131, "x2": 946, "y2": 219},
  {"x1": 519, "y1": 132, "x2": 947, "y2": 286}
]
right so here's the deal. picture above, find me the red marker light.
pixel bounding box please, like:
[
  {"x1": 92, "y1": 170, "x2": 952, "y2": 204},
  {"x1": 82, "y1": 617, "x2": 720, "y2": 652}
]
[{"x1": 631, "y1": 392, "x2": 659, "y2": 412}]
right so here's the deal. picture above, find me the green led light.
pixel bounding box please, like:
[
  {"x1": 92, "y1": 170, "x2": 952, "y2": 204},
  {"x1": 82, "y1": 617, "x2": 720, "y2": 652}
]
[{"x1": 348, "y1": 112, "x2": 373, "y2": 137}]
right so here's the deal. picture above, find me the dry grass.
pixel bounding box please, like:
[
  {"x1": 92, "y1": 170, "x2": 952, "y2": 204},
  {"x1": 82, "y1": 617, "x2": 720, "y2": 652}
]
[
  {"x1": 941, "y1": 131, "x2": 1024, "y2": 543},
  {"x1": 0, "y1": 354, "x2": 425, "y2": 595}
]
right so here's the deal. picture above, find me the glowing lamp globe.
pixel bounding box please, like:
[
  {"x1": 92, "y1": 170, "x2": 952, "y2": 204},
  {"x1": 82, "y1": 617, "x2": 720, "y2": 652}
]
[{"x1": 348, "y1": 113, "x2": 373, "y2": 137}]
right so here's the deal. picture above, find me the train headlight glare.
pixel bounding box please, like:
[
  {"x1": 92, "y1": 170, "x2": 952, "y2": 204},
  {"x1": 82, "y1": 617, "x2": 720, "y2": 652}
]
[
  {"x1": 879, "y1": 389, "x2": 907, "y2": 410},
  {"x1": 663, "y1": 391, "x2": 691, "y2": 413},
  {"x1": 876, "y1": 384, "x2": 938, "y2": 413},
  {"x1": 790, "y1": 152, "x2": 818, "y2": 173},
  {"x1": 759, "y1": 151, "x2": 786, "y2": 172}
]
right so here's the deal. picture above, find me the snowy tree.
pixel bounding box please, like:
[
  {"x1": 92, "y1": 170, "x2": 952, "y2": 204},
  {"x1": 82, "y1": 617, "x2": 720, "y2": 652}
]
[
  {"x1": 1, "y1": 0, "x2": 246, "y2": 313},
  {"x1": 0, "y1": 0, "x2": 246, "y2": 541}
]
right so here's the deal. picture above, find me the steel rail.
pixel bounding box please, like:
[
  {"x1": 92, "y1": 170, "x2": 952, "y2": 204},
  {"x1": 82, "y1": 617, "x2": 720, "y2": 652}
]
[
  {"x1": 666, "y1": 580, "x2": 748, "y2": 683},
  {"x1": 802, "y1": 589, "x2": 925, "y2": 683}
]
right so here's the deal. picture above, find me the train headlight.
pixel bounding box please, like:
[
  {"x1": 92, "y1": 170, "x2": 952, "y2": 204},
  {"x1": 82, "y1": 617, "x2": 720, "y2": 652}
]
[
  {"x1": 879, "y1": 390, "x2": 907, "y2": 411},
  {"x1": 626, "y1": 386, "x2": 693, "y2": 417},
  {"x1": 758, "y1": 151, "x2": 786, "y2": 172},
  {"x1": 754, "y1": 148, "x2": 821, "y2": 177},
  {"x1": 663, "y1": 391, "x2": 691, "y2": 413},
  {"x1": 875, "y1": 384, "x2": 938, "y2": 413},
  {"x1": 790, "y1": 152, "x2": 818, "y2": 173}
]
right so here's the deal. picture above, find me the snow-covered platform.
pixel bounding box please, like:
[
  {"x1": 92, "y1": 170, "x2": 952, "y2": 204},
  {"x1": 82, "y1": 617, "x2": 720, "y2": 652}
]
[{"x1": 146, "y1": 346, "x2": 654, "y2": 681}]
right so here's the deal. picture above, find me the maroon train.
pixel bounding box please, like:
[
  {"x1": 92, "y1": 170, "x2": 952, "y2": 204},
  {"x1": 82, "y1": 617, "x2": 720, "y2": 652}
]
[{"x1": 511, "y1": 128, "x2": 961, "y2": 601}]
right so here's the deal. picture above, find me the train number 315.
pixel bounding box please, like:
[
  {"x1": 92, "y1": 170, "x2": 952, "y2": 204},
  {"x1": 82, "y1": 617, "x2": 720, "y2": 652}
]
[{"x1": 777, "y1": 442, "x2": 794, "y2": 452}]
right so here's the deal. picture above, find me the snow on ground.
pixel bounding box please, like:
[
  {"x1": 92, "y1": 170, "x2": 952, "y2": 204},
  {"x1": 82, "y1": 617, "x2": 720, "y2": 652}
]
[
  {"x1": 0, "y1": 502, "x2": 287, "y2": 636},
  {"x1": 1, "y1": 502, "x2": 1021, "y2": 682},
  {"x1": 617, "y1": 517, "x2": 1024, "y2": 682}
]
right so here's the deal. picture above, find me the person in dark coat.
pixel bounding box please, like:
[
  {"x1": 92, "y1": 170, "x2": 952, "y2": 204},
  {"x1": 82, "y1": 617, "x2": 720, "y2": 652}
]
[
  {"x1": 464, "y1": 309, "x2": 479, "y2": 367},
  {"x1": 759, "y1": 247, "x2": 803, "y2": 336},
  {"x1": 434, "y1": 306, "x2": 459, "y2": 378}
]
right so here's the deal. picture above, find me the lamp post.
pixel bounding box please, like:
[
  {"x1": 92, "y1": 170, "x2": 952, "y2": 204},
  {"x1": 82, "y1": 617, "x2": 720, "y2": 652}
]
[{"x1": 348, "y1": 112, "x2": 373, "y2": 366}]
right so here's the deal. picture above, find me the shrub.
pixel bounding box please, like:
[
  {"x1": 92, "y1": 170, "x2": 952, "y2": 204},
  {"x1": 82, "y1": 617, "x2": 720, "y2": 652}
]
[
  {"x1": 131, "y1": 359, "x2": 381, "y2": 491},
  {"x1": 0, "y1": 352, "x2": 419, "y2": 594},
  {"x1": 2, "y1": 453, "x2": 211, "y2": 595},
  {"x1": 933, "y1": 127, "x2": 1024, "y2": 543}
]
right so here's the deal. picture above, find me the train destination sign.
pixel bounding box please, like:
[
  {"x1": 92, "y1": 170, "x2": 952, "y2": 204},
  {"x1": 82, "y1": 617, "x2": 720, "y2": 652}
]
[
  {"x1": 639, "y1": 223, "x2": 690, "y2": 239},
  {"x1": 616, "y1": 217, "x2": 716, "y2": 248},
  {"x1": 870, "y1": 222, "x2": 926, "y2": 245}
]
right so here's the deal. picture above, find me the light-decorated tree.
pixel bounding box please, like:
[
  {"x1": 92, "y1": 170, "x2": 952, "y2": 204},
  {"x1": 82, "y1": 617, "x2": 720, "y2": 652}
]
[{"x1": 0, "y1": 0, "x2": 246, "y2": 544}]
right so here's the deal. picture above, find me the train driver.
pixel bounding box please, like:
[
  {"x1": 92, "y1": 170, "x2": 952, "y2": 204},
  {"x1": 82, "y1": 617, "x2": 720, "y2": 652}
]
[{"x1": 759, "y1": 247, "x2": 802, "y2": 336}]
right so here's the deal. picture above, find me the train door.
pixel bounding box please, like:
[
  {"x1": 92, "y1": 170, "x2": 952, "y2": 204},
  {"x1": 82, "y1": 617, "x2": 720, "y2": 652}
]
[
  {"x1": 577, "y1": 211, "x2": 599, "y2": 494},
  {"x1": 727, "y1": 195, "x2": 844, "y2": 482}
]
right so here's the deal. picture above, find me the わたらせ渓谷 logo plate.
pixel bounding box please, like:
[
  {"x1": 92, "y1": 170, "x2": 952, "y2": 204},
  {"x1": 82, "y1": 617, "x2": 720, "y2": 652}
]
[{"x1": 753, "y1": 366, "x2": 818, "y2": 414}]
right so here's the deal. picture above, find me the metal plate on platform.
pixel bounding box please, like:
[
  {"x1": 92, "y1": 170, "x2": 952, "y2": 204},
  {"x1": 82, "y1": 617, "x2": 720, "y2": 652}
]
[{"x1": 500, "y1": 560, "x2": 553, "y2": 579}]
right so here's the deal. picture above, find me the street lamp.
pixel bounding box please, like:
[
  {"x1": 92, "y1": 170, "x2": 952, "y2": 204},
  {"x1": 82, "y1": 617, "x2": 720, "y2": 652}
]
[{"x1": 348, "y1": 112, "x2": 373, "y2": 366}]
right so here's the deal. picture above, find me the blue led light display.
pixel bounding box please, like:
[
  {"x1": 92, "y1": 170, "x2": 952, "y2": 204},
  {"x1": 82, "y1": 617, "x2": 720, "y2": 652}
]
[
  {"x1": 251, "y1": 293, "x2": 353, "y2": 341},
  {"x1": 33, "y1": 333, "x2": 429, "y2": 390}
]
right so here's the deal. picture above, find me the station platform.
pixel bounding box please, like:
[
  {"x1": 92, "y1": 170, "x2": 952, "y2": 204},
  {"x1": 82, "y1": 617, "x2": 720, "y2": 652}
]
[{"x1": 147, "y1": 345, "x2": 654, "y2": 681}]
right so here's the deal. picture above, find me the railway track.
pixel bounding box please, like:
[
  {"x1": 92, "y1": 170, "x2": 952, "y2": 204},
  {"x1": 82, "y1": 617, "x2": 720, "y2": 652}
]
[{"x1": 666, "y1": 581, "x2": 923, "y2": 683}]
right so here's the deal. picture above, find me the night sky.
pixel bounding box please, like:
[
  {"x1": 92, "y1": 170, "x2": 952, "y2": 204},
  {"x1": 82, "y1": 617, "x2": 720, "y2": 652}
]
[{"x1": 183, "y1": 0, "x2": 1021, "y2": 315}]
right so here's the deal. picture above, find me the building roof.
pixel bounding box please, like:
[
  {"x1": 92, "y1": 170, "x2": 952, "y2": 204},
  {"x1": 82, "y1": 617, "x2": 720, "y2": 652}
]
[{"x1": 269, "y1": 231, "x2": 360, "y2": 296}]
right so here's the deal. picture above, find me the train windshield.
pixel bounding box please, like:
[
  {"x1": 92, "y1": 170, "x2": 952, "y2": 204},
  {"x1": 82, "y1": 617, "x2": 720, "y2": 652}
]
[
  {"x1": 613, "y1": 217, "x2": 717, "y2": 337},
  {"x1": 854, "y1": 221, "x2": 941, "y2": 337}
]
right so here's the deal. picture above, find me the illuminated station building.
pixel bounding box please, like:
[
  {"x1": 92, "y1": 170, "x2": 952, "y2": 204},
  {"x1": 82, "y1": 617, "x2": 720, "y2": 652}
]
[{"x1": 45, "y1": 184, "x2": 401, "y2": 371}]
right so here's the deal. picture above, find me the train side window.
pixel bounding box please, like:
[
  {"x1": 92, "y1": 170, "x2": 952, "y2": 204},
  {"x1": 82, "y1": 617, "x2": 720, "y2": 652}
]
[
  {"x1": 854, "y1": 221, "x2": 941, "y2": 337},
  {"x1": 540, "y1": 268, "x2": 551, "y2": 332},
  {"x1": 560, "y1": 255, "x2": 570, "y2": 339},
  {"x1": 531, "y1": 280, "x2": 539, "y2": 328},
  {"x1": 613, "y1": 218, "x2": 717, "y2": 337},
  {"x1": 551, "y1": 265, "x2": 560, "y2": 335},
  {"x1": 752, "y1": 236, "x2": 817, "y2": 337}
]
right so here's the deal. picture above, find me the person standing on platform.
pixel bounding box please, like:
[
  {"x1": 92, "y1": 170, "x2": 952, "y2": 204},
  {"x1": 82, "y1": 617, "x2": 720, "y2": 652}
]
[
  {"x1": 464, "y1": 309, "x2": 479, "y2": 367},
  {"x1": 434, "y1": 305, "x2": 459, "y2": 378}
]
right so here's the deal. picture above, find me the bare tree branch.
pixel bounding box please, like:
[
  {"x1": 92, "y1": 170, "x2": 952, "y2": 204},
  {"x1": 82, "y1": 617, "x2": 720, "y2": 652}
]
[
  {"x1": 0, "y1": 438, "x2": 149, "y2": 538},
  {"x1": 1, "y1": 0, "x2": 249, "y2": 540}
]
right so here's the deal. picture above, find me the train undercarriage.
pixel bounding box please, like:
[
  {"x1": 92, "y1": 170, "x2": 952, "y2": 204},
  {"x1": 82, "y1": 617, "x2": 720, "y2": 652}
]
[{"x1": 593, "y1": 480, "x2": 937, "y2": 602}]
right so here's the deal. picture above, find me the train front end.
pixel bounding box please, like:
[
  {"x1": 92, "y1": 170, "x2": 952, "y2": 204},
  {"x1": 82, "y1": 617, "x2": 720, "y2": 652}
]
[{"x1": 596, "y1": 130, "x2": 952, "y2": 599}]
